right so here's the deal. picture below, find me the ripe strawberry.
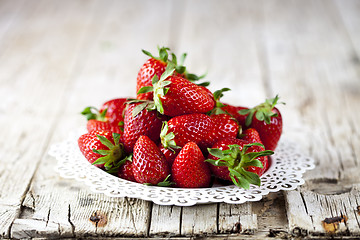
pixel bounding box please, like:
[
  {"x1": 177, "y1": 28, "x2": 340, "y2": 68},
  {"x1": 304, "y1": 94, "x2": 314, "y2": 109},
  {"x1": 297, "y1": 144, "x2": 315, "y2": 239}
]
[
  {"x1": 172, "y1": 142, "x2": 211, "y2": 188},
  {"x1": 203, "y1": 114, "x2": 239, "y2": 148},
  {"x1": 99, "y1": 98, "x2": 127, "y2": 125},
  {"x1": 159, "y1": 145, "x2": 180, "y2": 167},
  {"x1": 86, "y1": 119, "x2": 122, "y2": 134},
  {"x1": 122, "y1": 102, "x2": 164, "y2": 153},
  {"x1": 206, "y1": 138, "x2": 273, "y2": 189},
  {"x1": 137, "y1": 47, "x2": 208, "y2": 101},
  {"x1": 117, "y1": 155, "x2": 136, "y2": 182},
  {"x1": 241, "y1": 128, "x2": 263, "y2": 145},
  {"x1": 81, "y1": 98, "x2": 127, "y2": 126},
  {"x1": 221, "y1": 104, "x2": 248, "y2": 128},
  {"x1": 239, "y1": 95, "x2": 283, "y2": 151},
  {"x1": 78, "y1": 130, "x2": 125, "y2": 170},
  {"x1": 132, "y1": 135, "x2": 170, "y2": 185},
  {"x1": 138, "y1": 64, "x2": 215, "y2": 116},
  {"x1": 162, "y1": 113, "x2": 212, "y2": 151}
]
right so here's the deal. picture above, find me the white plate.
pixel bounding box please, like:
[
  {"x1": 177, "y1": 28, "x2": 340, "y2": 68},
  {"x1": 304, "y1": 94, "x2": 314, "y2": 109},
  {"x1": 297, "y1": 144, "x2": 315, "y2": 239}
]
[{"x1": 49, "y1": 129, "x2": 315, "y2": 206}]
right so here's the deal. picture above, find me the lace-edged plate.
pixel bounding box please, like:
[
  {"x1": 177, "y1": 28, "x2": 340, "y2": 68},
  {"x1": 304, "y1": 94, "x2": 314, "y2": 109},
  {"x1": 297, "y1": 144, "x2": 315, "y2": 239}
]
[{"x1": 49, "y1": 129, "x2": 315, "y2": 206}]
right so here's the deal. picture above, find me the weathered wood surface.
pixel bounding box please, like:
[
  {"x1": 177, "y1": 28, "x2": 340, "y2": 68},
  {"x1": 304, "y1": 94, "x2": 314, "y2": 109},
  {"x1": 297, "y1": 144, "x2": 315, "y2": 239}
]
[{"x1": 0, "y1": 0, "x2": 359, "y2": 239}]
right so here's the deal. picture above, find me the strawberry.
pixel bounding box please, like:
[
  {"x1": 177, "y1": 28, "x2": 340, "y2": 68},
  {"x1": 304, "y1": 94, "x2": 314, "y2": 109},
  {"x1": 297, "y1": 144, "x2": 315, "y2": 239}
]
[
  {"x1": 221, "y1": 104, "x2": 248, "y2": 128},
  {"x1": 117, "y1": 155, "x2": 136, "y2": 182},
  {"x1": 172, "y1": 142, "x2": 211, "y2": 188},
  {"x1": 203, "y1": 114, "x2": 239, "y2": 148},
  {"x1": 239, "y1": 95, "x2": 283, "y2": 151},
  {"x1": 206, "y1": 138, "x2": 273, "y2": 189},
  {"x1": 241, "y1": 128, "x2": 263, "y2": 145},
  {"x1": 162, "y1": 113, "x2": 212, "y2": 151},
  {"x1": 81, "y1": 98, "x2": 127, "y2": 126},
  {"x1": 132, "y1": 135, "x2": 170, "y2": 185},
  {"x1": 86, "y1": 119, "x2": 122, "y2": 134},
  {"x1": 137, "y1": 47, "x2": 208, "y2": 100},
  {"x1": 159, "y1": 145, "x2": 180, "y2": 167},
  {"x1": 138, "y1": 65, "x2": 215, "y2": 117},
  {"x1": 122, "y1": 102, "x2": 164, "y2": 153},
  {"x1": 78, "y1": 130, "x2": 125, "y2": 171}
]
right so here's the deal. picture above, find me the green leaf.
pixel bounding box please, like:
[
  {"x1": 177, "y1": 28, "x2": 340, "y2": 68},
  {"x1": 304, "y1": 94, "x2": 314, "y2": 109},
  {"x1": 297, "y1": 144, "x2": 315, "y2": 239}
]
[
  {"x1": 245, "y1": 109, "x2": 255, "y2": 127},
  {"x1": 242, "y1": 159, "x2": 263, "y2": 168},
  {"x1": 159, "y1": 47, "x2": 169, "y2": 62},
  {"x1": 137, "y1": 86, "x2": 154, "y2": 94},
  {"x1": 96, "y1": 135, "x2": 114, "y2": 149},
  {"x1": 142, "y1": 49, "x2": 155, "y2": 59},
  {"x1": 179, "y1": 53, "x2": 187, "y2": 65},
  {"x1": 171, "y1": 53, "x2": 177, "y2": 65},
  {"x1": 81, "y1": 106, "x2": 98, "y2": 120},
  {"x1": 152, "y1": 74, "x2": 159, "y2": 84},
  {"x1": 197, "y1": 81, "x2": 210, "y2": 87},
  {"x1": 205, "y1": 159, "x2": 228, "y2": 167},
  {"x1": 92, "y1": 149, "x2": 111, "y2": 155},
  {"x1": 213, "y1": 88, "x2": 231, "y2": 101},
  {"x1": 159, "y1": 81, "x2": 171, "y2": 88},
  {"x1": 238, "y1": 109, "x2": 251, "y2": 115},
  {"x1": 159, "y1": 63, "x2": 176, "y2": 82},
  {"x1": 112, "y1": 133, "x2": 121, "y2": 145},
  {"x1": 132, "y1": 102, "x2": 148, "y2": 117},
  {"x1": 92, "y1": 155, "x2": 111, "y2": 165},
  {"x1": 230, "y1": 174, "x2": 250, "y2": 189},
  {"x1": 207, "y1": 148, "x2": 225, "y2": 159},
  {"x1": 175, "y1": 65, "x2": 186, "y2": 74},
  {"x1": 157, "y1": 175, "x2": 174, "y2": 187},
  {"x1": 240, "y1": 168, "x2": 261, "y2": 186}
]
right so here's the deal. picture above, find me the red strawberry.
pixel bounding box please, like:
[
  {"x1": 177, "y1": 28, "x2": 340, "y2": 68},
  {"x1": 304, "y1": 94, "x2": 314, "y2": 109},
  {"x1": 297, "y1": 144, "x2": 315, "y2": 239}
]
[
  {"x1": 162, "y1": 113, "x2": 212, "y2": 151},
  {"x1": 241, "y1": 128, "x2": 263, "y2": 145},
  {"x1": 132, "y1": 135, "x2": 170, "y2": 185},
  {"x1": 203, "y1": 114, "x2": 239, "y2": 148},
  {"x1": 78, "y1": 130, "x2": 125, "y2": 170},
  {"x1": 99, "y1": 98, "x2": 127, "y2": 125},
  {"x1": 221, "y1": 104, "x2": 248, "y2": 128},
  {"x1": 240, "y1": 95, "x2": 283, "y2": 151},
  {"x1": 122, "y1": 102, "x2": 164, "y2": 153},
  {"x1": 137, "y1": 57, "x2": 167, "y2": 100},
  {"x1": 206, "y1": 138, "x2": 273, "y2": 189},
  {"x1": 137, "y1": 47, "x2": 208, "y2": 101},
  {"x1": 86, "y1": 119, "x2": 122, "y2": 134},
  {"x1": 159, "y1": 144, "x2": 180, "y2": 167},
  {"x1": 172, "y1": 142, "x2": 211, "y2": 188},
  {"x1": 157, "y1": 75, "x2": 215, "y2": 116},
  {"x1": 117, "y1": 155, "x2": 136, "y2": 182},
  {"x1": 82, "y1": 98, "x2": 127, "y2": 126}
]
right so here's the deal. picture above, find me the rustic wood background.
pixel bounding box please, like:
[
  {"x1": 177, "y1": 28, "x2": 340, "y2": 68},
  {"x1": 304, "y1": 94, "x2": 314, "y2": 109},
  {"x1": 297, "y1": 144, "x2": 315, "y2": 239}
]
[{"x1": 0, "y1": 0, "x2": 359, "y2": 239}]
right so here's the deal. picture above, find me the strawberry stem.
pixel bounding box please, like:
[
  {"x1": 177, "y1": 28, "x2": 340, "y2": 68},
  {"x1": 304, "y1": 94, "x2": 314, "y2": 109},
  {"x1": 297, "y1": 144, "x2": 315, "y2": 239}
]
[{"x1": 206, "y1": 143, "x2": 274, "y2": 189}]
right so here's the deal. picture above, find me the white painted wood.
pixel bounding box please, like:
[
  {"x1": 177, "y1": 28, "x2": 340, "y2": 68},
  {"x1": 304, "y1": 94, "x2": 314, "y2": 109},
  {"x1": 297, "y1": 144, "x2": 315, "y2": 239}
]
[
  {"x1": 0, "y1": 0, "x2": 359, "y2": 238},
  {"x1": 149, "y1": 205, "x2": 182, "y2": 237}
]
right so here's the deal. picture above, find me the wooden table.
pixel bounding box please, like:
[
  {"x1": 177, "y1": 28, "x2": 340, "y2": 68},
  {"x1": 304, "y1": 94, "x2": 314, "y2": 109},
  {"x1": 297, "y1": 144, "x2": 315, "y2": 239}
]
[{"x1": 1, "y1": 0, "x2": 359, "y2": 239}]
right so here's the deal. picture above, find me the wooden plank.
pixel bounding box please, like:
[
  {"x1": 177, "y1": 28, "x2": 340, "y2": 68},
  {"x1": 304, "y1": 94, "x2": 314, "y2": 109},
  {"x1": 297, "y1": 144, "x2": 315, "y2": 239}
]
[
  {"x1": 0, "y1": 0, "x2": 101, "y2": 237},
  {"x1": 149, "y1": 205, "x2": 182, "y2": 237},
  {"x1": 8, "y1": 0, "x2": 177, "y2": 238},
  {"x1": 258, "y1": 0, "x2": 360, "y2": 237},
  {"x1": 181, "y1": 204, "x2": 218, "y2": 236}
]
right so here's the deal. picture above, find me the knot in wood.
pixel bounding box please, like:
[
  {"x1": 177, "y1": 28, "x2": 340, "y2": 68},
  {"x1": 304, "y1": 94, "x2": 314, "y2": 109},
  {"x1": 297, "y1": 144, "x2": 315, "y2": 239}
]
[{"x1": 90, "y1": 211, "x2": 107, "y2": 227}]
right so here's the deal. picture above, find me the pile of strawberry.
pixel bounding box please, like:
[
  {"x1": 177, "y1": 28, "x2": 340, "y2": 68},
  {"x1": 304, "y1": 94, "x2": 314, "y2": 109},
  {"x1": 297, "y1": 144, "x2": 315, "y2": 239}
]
[{"x1": 78, "y1": 47, "x2": 283, "y2": 189}]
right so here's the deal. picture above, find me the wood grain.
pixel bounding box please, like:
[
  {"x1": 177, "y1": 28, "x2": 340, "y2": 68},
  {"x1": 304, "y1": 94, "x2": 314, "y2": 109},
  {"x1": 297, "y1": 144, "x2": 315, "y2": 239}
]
[{"x1": 0, "y1": 0, "x2": 359, "y2": 238}]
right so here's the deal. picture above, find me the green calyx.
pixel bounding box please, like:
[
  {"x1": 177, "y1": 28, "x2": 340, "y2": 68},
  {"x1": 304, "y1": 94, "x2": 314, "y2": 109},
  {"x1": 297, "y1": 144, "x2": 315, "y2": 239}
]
[
  {"x1": 239, "y1": 95, "x2": 285, "y2": 126},
  {"x1": 81, "y1": 106, "x2": 107, "y2": 121},
  {"x1": 206, "y1": 143, "x2": 274, "y2": 189},
  {"x1": 143, "y1": 174, "x2": 174, "y2": 187},
  {"x1": 160, "y1": 121, "x2": 181, "y2": 151},
  {"x1": 141, "y1": 46, "x2": 209, "y2": 87},
  {"x1": 92, "y1": 132, "x2": 127, "y2": 173},
  {"x1": 137, "y1": 63, "x2": 176, "y2": 114},
  {"x1": 207, "y1": 87, "x2": 233, "y2": 116}
]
